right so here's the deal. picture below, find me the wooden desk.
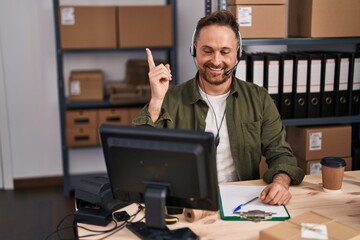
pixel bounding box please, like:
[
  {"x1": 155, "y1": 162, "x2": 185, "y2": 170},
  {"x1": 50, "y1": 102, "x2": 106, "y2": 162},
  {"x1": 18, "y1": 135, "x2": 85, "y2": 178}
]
[{"x1": 76, "y1": 171, "x2": 360, "y2": 239}]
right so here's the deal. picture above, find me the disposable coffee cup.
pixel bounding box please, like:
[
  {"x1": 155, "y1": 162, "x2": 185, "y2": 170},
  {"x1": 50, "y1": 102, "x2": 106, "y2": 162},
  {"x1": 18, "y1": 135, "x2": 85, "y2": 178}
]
[{"x1": 320, "y1": 157, "x2": 346, "y2": 192}]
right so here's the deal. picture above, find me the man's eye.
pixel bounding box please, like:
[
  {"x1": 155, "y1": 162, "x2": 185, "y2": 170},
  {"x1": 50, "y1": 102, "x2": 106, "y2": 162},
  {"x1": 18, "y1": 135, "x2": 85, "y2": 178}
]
[{"x1": 222, "y1": 51, "x2": 230, "y2": 55}]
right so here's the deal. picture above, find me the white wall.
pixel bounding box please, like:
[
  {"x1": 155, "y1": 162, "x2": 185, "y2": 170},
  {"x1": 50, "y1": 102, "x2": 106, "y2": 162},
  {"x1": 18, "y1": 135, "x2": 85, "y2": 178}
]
[
  {"x1": 0, "y1": 0, "x2": 204, "y2": 180},
  {"x1": 0, "y1": 28, "x2": 14, "y2": 189},
  {"x1": 0, "y1": 1, "x2": 62, "y2": 179}
]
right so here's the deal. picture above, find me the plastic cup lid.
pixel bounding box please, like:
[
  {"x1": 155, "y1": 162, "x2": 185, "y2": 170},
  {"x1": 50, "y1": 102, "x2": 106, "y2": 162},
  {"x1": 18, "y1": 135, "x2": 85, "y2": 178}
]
[{"x1": 320, "y1": 157, "x2": 346, "y2": 168}]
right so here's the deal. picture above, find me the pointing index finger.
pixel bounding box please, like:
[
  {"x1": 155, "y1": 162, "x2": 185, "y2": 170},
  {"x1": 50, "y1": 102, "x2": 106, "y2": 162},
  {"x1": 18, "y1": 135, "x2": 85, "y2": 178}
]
[{"x1": 146, "y1": 48, "x2": 156, "y2": 70}]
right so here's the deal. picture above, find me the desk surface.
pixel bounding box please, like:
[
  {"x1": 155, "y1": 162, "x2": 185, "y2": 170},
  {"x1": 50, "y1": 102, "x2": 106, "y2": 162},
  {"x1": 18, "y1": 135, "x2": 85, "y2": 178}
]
[{"x1": 76, "y1": 171, "x2": 360, "y2": 240}]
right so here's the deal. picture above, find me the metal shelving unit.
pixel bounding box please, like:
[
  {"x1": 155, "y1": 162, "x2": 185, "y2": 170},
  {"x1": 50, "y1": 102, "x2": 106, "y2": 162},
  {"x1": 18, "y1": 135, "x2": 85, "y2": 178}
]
[
  {"x1": 242, "y1": 37, "x2": 360, "y2": 47},
  {"x1": 283, "y1": 115, "x2": 360, "y2": 126},
  {"x1": 53, "y1": 0, "x2": 177, "y2": 196}
]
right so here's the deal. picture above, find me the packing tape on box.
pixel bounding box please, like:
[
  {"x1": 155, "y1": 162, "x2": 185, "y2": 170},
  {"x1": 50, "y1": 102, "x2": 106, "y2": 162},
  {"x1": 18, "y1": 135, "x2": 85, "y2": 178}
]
[
  {"x1": 286, "y1": 219, "x2": 336, "y2": 240},
  {"x1": 183, "y1": 209, "x2": 216, "y2": 223}
]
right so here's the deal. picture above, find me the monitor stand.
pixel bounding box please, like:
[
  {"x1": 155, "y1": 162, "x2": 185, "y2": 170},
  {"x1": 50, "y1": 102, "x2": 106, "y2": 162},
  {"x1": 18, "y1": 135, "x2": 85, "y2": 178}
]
[
  {"x1": 127, "y1": 222, "x2": 198, "y2": 240},
  {"x1": 126, "y1": 184, "x2": 199, "y2": 240}
]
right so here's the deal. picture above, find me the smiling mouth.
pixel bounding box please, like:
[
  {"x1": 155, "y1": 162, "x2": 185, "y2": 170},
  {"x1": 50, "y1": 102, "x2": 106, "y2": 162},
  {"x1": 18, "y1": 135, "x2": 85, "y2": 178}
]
[{"x1": 208, "y1": 66, "x2": 224, "y2": 73}]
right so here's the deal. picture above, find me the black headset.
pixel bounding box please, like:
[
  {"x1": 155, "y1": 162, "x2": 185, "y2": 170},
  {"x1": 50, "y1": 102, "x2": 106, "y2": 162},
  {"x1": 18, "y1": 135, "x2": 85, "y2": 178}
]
[{"x1": 189, "y1": 28, "x2": 243, "y2": 61}]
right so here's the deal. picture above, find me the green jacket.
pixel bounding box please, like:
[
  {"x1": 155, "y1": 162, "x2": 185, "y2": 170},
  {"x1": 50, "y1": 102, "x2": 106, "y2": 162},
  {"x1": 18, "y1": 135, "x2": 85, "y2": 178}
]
[{"x1": 133, "y1": 76, "x2": 305, "y2": 185}]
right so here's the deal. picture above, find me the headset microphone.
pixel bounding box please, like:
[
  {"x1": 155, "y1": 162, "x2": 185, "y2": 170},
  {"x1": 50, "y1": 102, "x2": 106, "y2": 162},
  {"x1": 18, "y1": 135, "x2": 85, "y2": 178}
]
[
  {"x1": 225, "y1": 66, "x2": 235, "y2": 76},
  {"x1": 225, "y1": 61, "x2": 240, "y2": 76}
]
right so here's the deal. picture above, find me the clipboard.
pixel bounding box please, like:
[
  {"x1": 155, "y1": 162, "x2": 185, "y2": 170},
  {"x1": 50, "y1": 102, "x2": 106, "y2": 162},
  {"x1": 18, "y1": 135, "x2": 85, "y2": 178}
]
[{"x1": 218, "y1": 185, "x2": 290, "y2": 221}]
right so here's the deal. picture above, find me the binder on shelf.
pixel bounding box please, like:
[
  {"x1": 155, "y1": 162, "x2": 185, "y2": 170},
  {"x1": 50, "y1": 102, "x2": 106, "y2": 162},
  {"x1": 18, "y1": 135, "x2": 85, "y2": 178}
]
[
  {"x1": 235, "y1": 53, "x2": 248, "y2": 82},
  {"x1": 304, "y1": 53, "x2": 322, "y2": 118},
  {"x1": 264, "y1": 53, "x2": 281, "y2": 111},
  {"x1": 334, "y1": 52, "x2": 351, "y2": 116},
  {"x1": 279, "y1": 54, "x2": 295, "y2": 119},
  {"x1": 350, "y1": 52, "x2": 360, "y2": 115},
  {"x1": 320, "y1": 53, "x2": 336, "y2": 117},
  {"x1": 292, "y1": 53, "x2": 308, "y2": 119},
  {"x1": 248, "y1": 53, "x2": 265, "y2": 88}
]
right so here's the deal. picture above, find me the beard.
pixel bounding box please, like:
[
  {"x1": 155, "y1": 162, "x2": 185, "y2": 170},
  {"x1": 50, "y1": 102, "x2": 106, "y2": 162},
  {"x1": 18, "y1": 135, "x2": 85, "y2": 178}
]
[{"x1": 199, "y1": 62, "x2": 232, "y2": 86}]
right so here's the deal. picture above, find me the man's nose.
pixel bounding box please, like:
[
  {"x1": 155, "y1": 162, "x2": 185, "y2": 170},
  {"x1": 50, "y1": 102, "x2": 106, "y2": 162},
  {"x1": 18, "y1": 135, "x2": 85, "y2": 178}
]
[{"x1": 211, "y1": 52, "x2": 222, "y2": 66}]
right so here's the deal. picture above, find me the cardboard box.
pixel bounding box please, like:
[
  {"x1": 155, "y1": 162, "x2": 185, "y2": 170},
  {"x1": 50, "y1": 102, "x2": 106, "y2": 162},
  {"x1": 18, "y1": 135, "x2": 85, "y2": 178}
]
[
  {"x1": 66, "y1": 110, "x2": 98, "y2": 128},
  {"x1": 228, "y1": 4, "x2": 286, "y2": 38},
  {"x1": 288, "y1": 0, "x2": 360, "y2": 37},
  {"x1": 69, "y1": 70, "x2": 104, "y2": 101},
  {"x1": 297, "y1": 156, "x2": 352, "y2": 175},
  {"x1": 98, "y1": 108, "x2": 130, "y2": 126},
  {"x1": 260, "y1": 211, "x2": 360, "y2": 240},
  {"x1": 66, "y1": 127, "x2": 98, "y2": 147},
  {"x1": 59, "y1": 6, "x2": 117, "y2": 49},
  {"x1": 118, "y1": 6, "x2": 173, "y2": 48},
  {"x1": 125, "y1": 60, "x2": 157, "y2": 86},
  {"x1": 287, "y1": 125, "x2": 351, "y2": 160},
  {"x1": 228, "y1": 0, "x2": 285, "y2": 4}
]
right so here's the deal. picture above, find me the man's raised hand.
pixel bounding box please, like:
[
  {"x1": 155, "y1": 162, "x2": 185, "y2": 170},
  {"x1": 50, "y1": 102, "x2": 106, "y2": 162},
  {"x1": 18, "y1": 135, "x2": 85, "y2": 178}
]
[{"x1": 146, "y1": 48, "x2": 172, "y2": 123}]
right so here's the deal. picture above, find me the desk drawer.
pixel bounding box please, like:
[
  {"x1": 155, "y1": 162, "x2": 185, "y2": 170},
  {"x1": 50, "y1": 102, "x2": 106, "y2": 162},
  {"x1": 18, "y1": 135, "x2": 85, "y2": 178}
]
[
  {"x1": 66, "y1": 110, "x2": 98, "y2": 127},
  {"x1": 98, "y1": 108, "x2": 130, "y2": 126},
  {"x1": 66, "y1": 127, "x2": 98, "y2": 147}
]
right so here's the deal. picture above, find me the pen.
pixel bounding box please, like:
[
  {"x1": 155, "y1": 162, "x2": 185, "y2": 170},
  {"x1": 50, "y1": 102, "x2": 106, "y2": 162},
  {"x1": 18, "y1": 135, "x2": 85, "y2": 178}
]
[{"x1": 233, "y1": 196, "x2": 259, "y2": 213}]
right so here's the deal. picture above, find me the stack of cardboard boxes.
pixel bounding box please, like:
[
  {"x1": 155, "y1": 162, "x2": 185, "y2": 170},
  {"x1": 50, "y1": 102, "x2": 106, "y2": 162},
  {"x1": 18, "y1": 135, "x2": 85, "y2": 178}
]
[
  {"x1": 66, "y1": 110, "x2": 99, "y2": 147},
  {"x1": 287, "y1": 125, "x2": 353, "y2": 174},
  {"x1": 65, "y1": 108, "x2": 141, "y2": 147},
  {"x1": 59, "y1": 5, "x2": 173, "y2": 49},
  {"x1": 227, "y1": 0, "x2": 360, "y2": 38}
]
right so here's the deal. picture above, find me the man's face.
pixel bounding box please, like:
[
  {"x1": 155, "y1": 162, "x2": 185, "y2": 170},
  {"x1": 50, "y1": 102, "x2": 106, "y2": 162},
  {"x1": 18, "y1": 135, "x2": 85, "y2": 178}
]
[{"x1": 195, "y1": 25, "x2": 239, "y2": 86}]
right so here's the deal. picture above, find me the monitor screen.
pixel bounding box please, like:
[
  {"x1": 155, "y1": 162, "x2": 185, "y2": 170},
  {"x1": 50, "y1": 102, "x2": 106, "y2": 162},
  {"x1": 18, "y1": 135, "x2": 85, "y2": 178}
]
[{"x1": 100, "y1": 125, "x2": 219, "y2": 238}]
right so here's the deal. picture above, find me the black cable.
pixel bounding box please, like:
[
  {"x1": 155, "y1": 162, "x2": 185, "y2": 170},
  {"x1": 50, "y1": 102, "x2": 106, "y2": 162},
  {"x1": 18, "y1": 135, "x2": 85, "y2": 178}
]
[
  {"x1": 46, "y1": 203, "x2": 146, "y2": 240},
  {"x1": 82, "y1": 204, "x2": 144, "y2": 240},
  {"x1": 202, "y1": 80, "x2": 227, "y2": 147},
  {"x1": 44, "y1": 213, "x2": 74, "y2": 240},
  {"x1": 57, "y1": 213, "x2": 74, "y2": 239},
  {"x1": 45, "y1": 216, "x2": 118, "y2": 240}
]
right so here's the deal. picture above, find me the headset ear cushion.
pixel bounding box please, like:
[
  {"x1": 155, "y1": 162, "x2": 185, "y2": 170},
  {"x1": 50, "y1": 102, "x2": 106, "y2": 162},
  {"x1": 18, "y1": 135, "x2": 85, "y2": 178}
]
[
  {"x1": 237, "y1": 48, "x2": 242, "y2": 61},
  {"x1": 192, "y1": 47, "x2": 196, "y2": 57},
  {"x1": 190, "y1": 29, "x2": 197, "y2": 57}
]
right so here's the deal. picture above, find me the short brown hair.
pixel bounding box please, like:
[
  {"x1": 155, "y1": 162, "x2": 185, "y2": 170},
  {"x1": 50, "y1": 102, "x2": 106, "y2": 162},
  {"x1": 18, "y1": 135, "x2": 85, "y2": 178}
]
[{"x1": 194, "y1": 10, "x2": 240, "y2": 45}]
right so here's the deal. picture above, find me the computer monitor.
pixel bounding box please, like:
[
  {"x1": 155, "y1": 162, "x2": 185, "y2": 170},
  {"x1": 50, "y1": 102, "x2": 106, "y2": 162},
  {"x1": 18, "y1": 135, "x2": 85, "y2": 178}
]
[{"x1": 100, "y1": 125, "x2": 219, "y2": 239}]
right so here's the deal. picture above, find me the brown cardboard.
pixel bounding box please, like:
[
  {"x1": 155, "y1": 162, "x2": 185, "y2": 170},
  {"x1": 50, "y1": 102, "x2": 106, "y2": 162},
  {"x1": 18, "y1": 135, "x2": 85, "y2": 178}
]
[
  {"x1": 69, "y1": 70, "x2": 104, "y2": 101},
  {"x1": 287, "y1": 125, "x2": 351, "y2": 161},
  {"x1": 66, "y1": 127, "x2": 98, "y2": 147},
  {"x1": 260, "y1": 211, "x2": 360, "y2": 240},
  {"x1": 118, "y1": 6, "x2": 173, "y2": 48},
  {"x1": 228, "y1": 5, "x2": 286, "y2": 38},
  {"x1": 228, "y1": 0, "x2": 285, "y2": 4},
  {"x1": 59, "y1": 6, "x2": 117, "y2": 49},
  {"x1": 98, "y1": 108, "x2": 130, "y2": 126},
  {"x1": 288, "y1": 0, "x2": 360, "y2": 37},
  {"x1": 296, "y1": 156, "x2": 352, "y2": 175},
  {"x1": 66, "y1": 110, "x2": 98, "y2": 128},
  {"x1": 125, "y1": 60, "x2": 157, "y2": 85}
]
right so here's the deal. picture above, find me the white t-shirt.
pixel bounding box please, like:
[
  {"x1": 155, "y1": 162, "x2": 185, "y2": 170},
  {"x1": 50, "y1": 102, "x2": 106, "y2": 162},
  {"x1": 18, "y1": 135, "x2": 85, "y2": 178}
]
[{"x1": 199, "y1": 87, "x2": 238, "y2": 183}]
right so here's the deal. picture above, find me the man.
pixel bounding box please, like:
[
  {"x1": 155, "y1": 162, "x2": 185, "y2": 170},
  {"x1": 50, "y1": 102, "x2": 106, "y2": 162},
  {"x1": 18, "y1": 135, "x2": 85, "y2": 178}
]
[{"x1": 133, "y1": 10, "x2": 304, "y2": 205}]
